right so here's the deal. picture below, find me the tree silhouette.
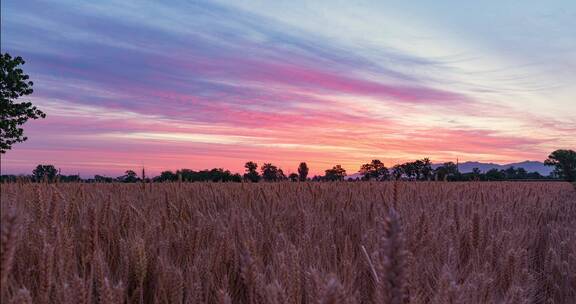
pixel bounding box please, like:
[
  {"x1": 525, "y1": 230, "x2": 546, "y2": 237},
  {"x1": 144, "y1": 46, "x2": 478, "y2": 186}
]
[
  {"x1": 120, "y1": 170, "x2": 139, "y2": 183},
  {"x1": 485, "y1": 168, "x2": 505, "y2": 181},
  {"x1": 154, "y1": 171, "x2": 178, "y2": 182},
  {"x1": 277, "y1": 168, "x2": 286, "y2": 181},
  {"x1": 243, "y1": 161, "x2": 260, "y2": 182},
  {"x1": 545, "y1": 149, "x2": 576, "y2": 181},
  {"x1": 391, "y1": 159, "x2": 433, "y2": 180},
  {"x1": 204, "y1": 168, "x2": 241, "y2": 182},
  {"x1": 261, "y1": 163, "x2": 284, "y2": 182},
  {"x1": 166, "y1": 168, "x2": 242, "y2": 182},
  {"x1": 434, "y1": 162, "x2": 458, "y2": 181},
  {"x1": 401, "y1": 162, "x2": 418, "y2": 179},
  {"x1": 176, "y1": 169, "x2": 194, "y2": 181},
  {"x1": 471, "y1": 167, "x2": 482, "y2": 180},
  {"x1": 413, "y1": 159, "x2": 424, "y2": 180},
  {"x1": 32, "y1": 164, "x2": 57, "y2": 182},
  {"x1": 392, "y1": 164, "x2": 404, "y2": 180},
  {"x1": 419, "y1": 158, "x2": 433, "y2": 180},
  {"x1": 298, "y1": 162, "x2": 309, "y2": 181},
  {"x1": 359, "y1": 159, "x2": 389, "y2": 181},
  {"x1": 288, "y1": 173, "x2": 299, "y2": 182},
  {"x1": 504, "y1": 166, "x2": 518, "y2": 179},
  {"x1": 94, "y1": 175, "x2": 114, "y2": 183},
  {"x1": 59, "y1": 174, "x2": 81, "y2": 182},
  {"x1": 324, "y1": 165, "x2": 346, "y2": 181},
  {"x1": 1, "y1": 53, "x2": 46, "y2": 153}
]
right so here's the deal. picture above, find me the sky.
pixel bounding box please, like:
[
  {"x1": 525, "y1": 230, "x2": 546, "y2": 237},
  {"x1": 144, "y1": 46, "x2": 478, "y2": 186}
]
[{"x1": 1, "y1": 0, "x2": 575, "y2": 177}]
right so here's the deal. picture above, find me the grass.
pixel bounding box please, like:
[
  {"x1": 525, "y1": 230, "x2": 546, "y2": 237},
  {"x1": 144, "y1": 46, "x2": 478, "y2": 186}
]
[{"x1": 1, "y1": 181, "x2": 575, "y2": 303}]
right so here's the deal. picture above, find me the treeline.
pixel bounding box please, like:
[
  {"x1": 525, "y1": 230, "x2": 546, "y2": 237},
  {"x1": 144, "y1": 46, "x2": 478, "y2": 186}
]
[
  {"x1": 0, "y1": 165, "x2": 243, "y2": 183},
  {"x1": 356, "y1": 159, "x2": 550, "y2": 181},
  {"x1": 3, "y1": 149, "x2": 575, "y2": 183},
  {"x1": 0, "y1": 158, "x2": 558, "y2": 183}
]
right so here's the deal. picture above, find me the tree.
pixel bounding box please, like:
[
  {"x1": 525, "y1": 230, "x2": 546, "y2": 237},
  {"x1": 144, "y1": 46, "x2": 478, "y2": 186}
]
[
  {"x1": 359, "y1": 159, "x2": 389, "y2": 181},
  {"x1": 413, "y1": 160, "x2": 424, "y2": 180},
  {"x1": 298, "y1": 162, "x2": 309, "y2": 181},
  {"x1": 154, "y1": 170, "x2": 178, "y2": 182},
  {"x1": 94, "y1": 175, "x2": 114, "y2": 183},
  {"x1": 155, "y1": 168, "x2": 241, "y2": 183},
  {"x1": 526, "y1": 171, "x2": 544, "y2": 180},
  {"x1": 177, "y1": 169, "x2": 195, "y2": 181},
  {"x1": 277, "y1": 168, "x2": 286, "y2": 181},
  {"x1": 504, "y1": 167, "x2": 517, "y2": 179},
  {"x1": 1, "y1": 53, "x2": 46, "y2": 153},
  {"x1": 471, "y1": 167, "x2": 482, "y2": 180},
  {"x1": 243, "y1": 161, "x2": 260, "y2": 182},
  {"x1": 401, "y1": 162, "x2": 418, "y2": 180},
  {"x1": 288, "y1": 173, "x2": 299, "y2": 182},
  {"x1": 32, "y1": 164, "x2": 58, "y2": 182},
  {"x1": 245, "y1": 161, "x2": 258, "y2": 172},
  {"x1": 324, "y1": 165, "x2": 347, "y2": 181},
  {"x1": 119, "y1": 170, "x2": 139, "y2": 183},
  {"x1": 485, "y1": 168, "x2": 505, "y2": 181},
  {"x1": 261, "y1": 163, "x2": 284, "y2": 182},
  {"x1": 515, "y1": 167, "x2": 528, "y2": 179},
  {"x1": 60, "y1": 174, "x2": 81, "y2": 182},
  {"x1": 392, "y1": 164, "x2": 404, "y2": 180},
  {"x1": 230, "y1": 173, "x2": 243, "y2": 183},
  {"x1": 544, "y1": 149, "x2": 576, "y2": 181},
  {"x1": 419, "y1": 158, "x2": 433, "y2": 180},
  {"x1": 434, "y1": 162, "x2": 458, "y2": 181},
  {"x1": 204, "y1": 168, "x2": 238, "y2": 182}
]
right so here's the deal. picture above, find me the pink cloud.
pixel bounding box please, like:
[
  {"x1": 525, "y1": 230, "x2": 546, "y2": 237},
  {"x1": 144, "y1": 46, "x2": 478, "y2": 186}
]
[{"x1": 2, "y1": 108, "x2": 552, "y2": 178}]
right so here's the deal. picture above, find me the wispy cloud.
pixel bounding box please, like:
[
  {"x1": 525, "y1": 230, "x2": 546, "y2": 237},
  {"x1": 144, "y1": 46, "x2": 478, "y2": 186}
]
[{"x1": 2, "y1": 0, "x2": 574, "y2": 176}]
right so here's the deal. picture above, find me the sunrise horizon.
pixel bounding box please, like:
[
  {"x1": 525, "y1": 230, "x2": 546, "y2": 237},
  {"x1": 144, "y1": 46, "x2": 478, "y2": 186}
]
[
  {"x1": 2, "y1": 2, "x2": 576, "y2": 303},
  {"x1": 0, "y1": 151, "x2": 562, "y2": 178},
  {"x1": 1, "y1": 0, "x2": 575, "y2": 178}
]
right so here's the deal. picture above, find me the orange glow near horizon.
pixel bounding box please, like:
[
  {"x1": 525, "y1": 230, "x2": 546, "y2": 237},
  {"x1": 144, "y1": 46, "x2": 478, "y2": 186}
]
[{"x1": 2, "y1": 104, "x2": 566, "y2": 177}]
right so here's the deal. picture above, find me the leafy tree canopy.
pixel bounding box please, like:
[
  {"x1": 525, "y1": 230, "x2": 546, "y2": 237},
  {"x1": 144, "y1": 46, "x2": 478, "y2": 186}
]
[
  {"x1": 434, "y1": 162, "x2": 458, "y2": 181},
  {"x1": 325, "y1": 165, "x2": 346, "y2": 181},
  {"x1": 545, "y1": 149, "x2": 576, "y2": 181},
  {"x1": 359, "y1": 159, "x2": 389, "y2": 181},
  {"x1": 1, "y1": 53, "x2": 46, "y2": 153},
  {"x1": 298, "y1": 162, "x2": 309, "y2": 181},
  {"x1": 288, "y1": 173, "x2": 299, "y2": 182},
  {"x1": 32, "y1": 164, "x2": 58, "y2": 182},
  {"x1": 119, "y1": 170, "x2": 140, "y2": 183},
  {"x1": 243, "y1": 161, "x2": 260, "y2": 182},
  {"x1": 261, "y1": 163, "x2": 286, "y2": 182}
]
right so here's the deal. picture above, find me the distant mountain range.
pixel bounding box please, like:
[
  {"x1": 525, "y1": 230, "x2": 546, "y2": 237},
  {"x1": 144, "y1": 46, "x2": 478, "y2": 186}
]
[{"x1": 435, "y1": 161, "x2": 553, "y2": 175}]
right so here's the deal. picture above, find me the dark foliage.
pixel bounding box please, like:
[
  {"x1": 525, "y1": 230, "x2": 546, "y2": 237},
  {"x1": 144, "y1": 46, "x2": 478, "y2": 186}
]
[
  {"x1": 298, "y1": 162, "x2": 309, "y2": 181},
  {"x1": 32, "y1": 164, "x2": 58, "y2": 182},
  {"x1": 1, "y1": 53, "x2": 46, "y2": 153},
  {"x1": 545, "y1": 149, "x2": 576, "y2": 181},
  {"x1": 359, "y1": 159, "x2": 389, "y2": 181},
  {"x1": 324, "y1": 165, "x2": 347, "y2": 181},
  {"x1": 243, "y1": 161, "x2": 261, "y2": 182},
  {"x1": 261, "y1": 163, "x2": 286, "y2": 182}
]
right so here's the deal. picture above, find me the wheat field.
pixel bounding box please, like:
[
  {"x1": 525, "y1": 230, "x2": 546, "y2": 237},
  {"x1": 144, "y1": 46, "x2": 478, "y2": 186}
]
[{"x1": 1, "y1": 182, "x2": 575, "y2": 304}]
